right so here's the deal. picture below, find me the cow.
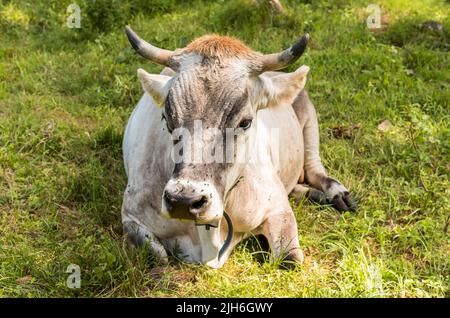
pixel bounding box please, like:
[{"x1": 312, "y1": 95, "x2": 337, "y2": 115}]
[{"x1": 121, "y1": 26, "x2": 356, "y2": 269}]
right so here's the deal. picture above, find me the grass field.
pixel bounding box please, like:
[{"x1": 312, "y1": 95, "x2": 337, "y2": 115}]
[{"x1": 0, "y1": 0, "x2": 449, "y2": 297}]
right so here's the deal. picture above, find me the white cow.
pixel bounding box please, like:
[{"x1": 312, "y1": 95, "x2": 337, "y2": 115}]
[{"x1": 122, "y1": 27, "x2": 356, "y2": 268}]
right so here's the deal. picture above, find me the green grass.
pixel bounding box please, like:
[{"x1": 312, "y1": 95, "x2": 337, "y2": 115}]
[{"x1": 0, "y1": 0, "x2": 449, "y2": 297}]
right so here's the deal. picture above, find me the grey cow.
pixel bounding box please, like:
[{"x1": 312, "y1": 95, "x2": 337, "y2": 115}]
[{"x1": 121, "y1": 27, "x2": 356, "y2": 268}]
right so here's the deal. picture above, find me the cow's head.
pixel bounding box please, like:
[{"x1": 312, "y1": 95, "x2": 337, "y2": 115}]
[{"x1": 126, "y1": 27, "x2": 309, "y2": 226}]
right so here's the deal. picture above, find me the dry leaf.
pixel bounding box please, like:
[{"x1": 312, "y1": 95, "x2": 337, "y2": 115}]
[
  {"x1": 377, "y1": 119, "x2": 393, "y2": 132},
  {"x1": 331, "y1": 124, "x2": 361, "y2": 139},
  {"x1": 381, "y1": 14, "x2": 390, "y2": 26},
  {"x1": 16, "y1": 275, "x2": 32, "y2": 285},
  {"x1": 269, "y1": 0, "x2": 284, "y2": 12}
]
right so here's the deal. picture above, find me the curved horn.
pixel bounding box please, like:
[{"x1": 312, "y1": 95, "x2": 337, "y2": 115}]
[
  {"x1": 259, "y1": 33, "x2": 310, "y2": 72},
  {"x1": 125, "y1": 25, "x2": 174, "y2": 66}
]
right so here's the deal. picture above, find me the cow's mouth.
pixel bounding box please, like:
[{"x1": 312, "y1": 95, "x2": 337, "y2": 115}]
[{"x1": 195, "y1": 223, "x2": 218, "y2": 230}]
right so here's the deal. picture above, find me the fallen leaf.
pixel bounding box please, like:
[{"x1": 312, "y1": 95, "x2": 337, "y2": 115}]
[
  {"x1": 377, "y1": 119, "x2": 393, "y2": 132},
  {"x1": 16, "y1": 275, "x2": 32, "y2": 285},
  {"x1": 381, "y1": 14, "x2": 390, "y2": 26},
  {"x1": 331, "y1": 124, "x2": 361, "y2": 139},
  {"x1": 269, "y1": 0, "x2": 284, "y2": 13}
]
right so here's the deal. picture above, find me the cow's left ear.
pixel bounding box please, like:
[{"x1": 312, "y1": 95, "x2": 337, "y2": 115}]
[
  {"x1": 137, "y1": 68, "x2": 172, "y2": 107},
  {"x1": 251, "y1": 65, "x2": 310, "y2": 109}
]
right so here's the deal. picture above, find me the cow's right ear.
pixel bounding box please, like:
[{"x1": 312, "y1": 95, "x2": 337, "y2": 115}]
[
  {"x1": 250, "y1": 65, "x2": 309, "y2": 109},
  {"x1": 137, "y1": 68, "x2": 172, "y2": 107}
]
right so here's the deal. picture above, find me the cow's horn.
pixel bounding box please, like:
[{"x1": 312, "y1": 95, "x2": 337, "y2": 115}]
[
  {"x1": 259, "y1": 33, "x2": 310, "y2": 72},
  {"x1": 125, "y1": 25, "x2": 174, "y2": 67}
]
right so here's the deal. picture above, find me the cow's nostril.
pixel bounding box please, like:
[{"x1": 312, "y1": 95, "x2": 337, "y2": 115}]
[
  {"x1": 163, "y1": 191, "x2": 175, "y2": 212},
  {"x1": 190, "y1": 196, "x2": 209, "y2": 210},
  {"x1": 163, "y1": 190, "x2": 173, "y2": 202}
]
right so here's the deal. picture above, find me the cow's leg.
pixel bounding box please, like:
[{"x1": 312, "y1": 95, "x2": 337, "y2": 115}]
[
  {"x1": 289, "y1": 183, "x2": 326, "y2": 205},
  {"x1": 122, "y1": 217, "x2": 169, "y2": 264},
  {"x1": 254, "y1": 176, "x2": 303, "y2": 266},
  {"x1": 292, "y1": 90, "x2": 357, "y2": 211},
  {"x1": 260, "y1": 208, "x2": 303, "y2": 267}
]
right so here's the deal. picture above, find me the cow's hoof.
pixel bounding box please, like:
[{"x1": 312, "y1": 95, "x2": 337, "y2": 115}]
[
  {"x1": 306, "y1": 186, "x2": 357, "y2": 212},
  {"x1": 329, "y1": 191, "x2": 357, "y2": 212},
  {"x1": 323, "y1": 179, "x2": 357, "y2": 212},
  {"x1": 306, "y1": 188, "x2": 327, "y2": 205},
  {"x1": 278, "y1": 248, "x2": 304, "y2": 269}
]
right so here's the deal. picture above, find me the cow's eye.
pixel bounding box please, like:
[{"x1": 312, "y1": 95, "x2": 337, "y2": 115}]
[
  {"x1": 162, "y1": 113, "x2": 173, "y2": 133},
  {"x1": 238, "y1": 118, "x2": 252, "y2": 130}
]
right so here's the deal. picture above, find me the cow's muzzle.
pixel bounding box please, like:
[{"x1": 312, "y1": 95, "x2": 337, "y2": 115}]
[{"x1": 162, "y1": 179, "x2": 223, "y2": 224}]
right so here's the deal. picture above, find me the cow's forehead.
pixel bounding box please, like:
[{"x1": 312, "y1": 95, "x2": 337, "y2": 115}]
[
  {"x1": 165, "y1": 58, "x2": 250, "y2": 122},
  {"x1": 166, "y1": 33, "x2": 262, "y2": 106}
]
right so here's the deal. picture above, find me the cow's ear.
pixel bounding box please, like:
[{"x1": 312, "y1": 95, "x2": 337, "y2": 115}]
[
  {"x1": 251, "y1": 65, "x2": 309, "y2": 109},
  {"x1": 137, "y1": 68, "x2": 172, "y2": 107}
]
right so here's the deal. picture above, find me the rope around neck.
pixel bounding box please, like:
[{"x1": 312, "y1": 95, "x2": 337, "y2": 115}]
[{"x1": 218, "y1": 211, "x2": 233, "y2": 261}]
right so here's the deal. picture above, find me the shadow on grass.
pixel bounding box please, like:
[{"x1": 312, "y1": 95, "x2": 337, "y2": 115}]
[
  {"x1": 63, "y1": 125, "x2": 125, "y2": 234},
  {"x1": 377, "y1": 16, "x2": 449, "y2": 51},
  {"x1": 237, "y1": 234, "x2": 271, "y2": 264}
]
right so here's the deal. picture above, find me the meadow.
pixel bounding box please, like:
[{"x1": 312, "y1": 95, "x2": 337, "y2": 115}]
[{"x1": 0, "y1": 0, "x2": 448, "y2": 297}]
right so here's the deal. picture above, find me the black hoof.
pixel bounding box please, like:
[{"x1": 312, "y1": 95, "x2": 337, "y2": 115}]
[
  {"x1": 306, "y1": 188, "x2": 327, "y2": 205},
  {"x1": 329, "y1": 192, "x2": 357, "y2": 212}
]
